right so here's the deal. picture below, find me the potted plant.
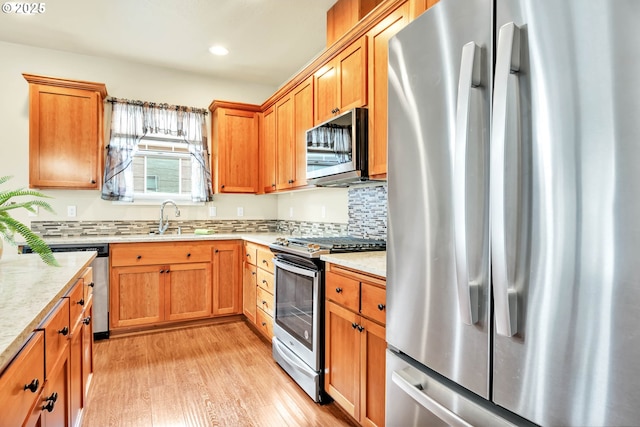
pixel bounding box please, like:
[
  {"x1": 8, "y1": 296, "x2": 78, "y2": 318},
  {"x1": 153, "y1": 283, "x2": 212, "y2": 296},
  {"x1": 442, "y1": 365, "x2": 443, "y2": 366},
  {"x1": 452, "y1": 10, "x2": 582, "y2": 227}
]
[{"x1": 0, "y1": 176, "x2": 58, "y2": 266}]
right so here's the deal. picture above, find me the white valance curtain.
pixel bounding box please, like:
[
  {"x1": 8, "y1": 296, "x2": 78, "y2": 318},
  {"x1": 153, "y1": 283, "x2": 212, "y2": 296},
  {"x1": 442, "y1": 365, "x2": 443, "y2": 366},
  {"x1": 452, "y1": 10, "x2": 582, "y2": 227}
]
[{"x1": 101, "y1": 99, "x2": 213, "y2": 202}]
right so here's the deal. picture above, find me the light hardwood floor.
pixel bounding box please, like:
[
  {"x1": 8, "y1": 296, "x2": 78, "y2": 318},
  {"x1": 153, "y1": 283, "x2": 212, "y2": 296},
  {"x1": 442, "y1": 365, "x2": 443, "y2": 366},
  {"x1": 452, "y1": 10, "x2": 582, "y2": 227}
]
[{"x1": 81, "y1": 321, "x2": 359, "y2": 427}]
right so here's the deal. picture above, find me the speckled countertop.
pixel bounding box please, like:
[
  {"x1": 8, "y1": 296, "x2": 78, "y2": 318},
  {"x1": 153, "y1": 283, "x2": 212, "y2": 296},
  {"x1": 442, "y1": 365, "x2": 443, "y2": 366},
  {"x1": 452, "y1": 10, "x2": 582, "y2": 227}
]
[
  {"x1": 320, "y1": 251, "x2": 386, "y2": 278},
  {"x1": 0, "y1": 251, "x2": 96, "y2": 372}
]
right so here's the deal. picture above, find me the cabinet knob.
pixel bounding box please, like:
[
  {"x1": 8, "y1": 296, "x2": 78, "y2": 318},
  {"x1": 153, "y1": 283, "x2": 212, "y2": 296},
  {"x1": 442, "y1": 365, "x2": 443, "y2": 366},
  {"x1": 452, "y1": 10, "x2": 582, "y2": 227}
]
[
  {"x1": 58, "y1": 326, "x2": 69, "y2": 336},
  {"x1": 160, "y1": 269, "x2": 165, "y2": 274},
  {"x1": 246, "y1": 253, "x2": 250, "y2": 257},
  {"x1": 45, "y1": 392, "x2": 58, "y2": 403},
  {"x1": 262, "y1": 279, "x2": 267, "y2": 284},
  {"x1": 166, "y1": 269, "x2": 170, "y2": 273},
  {"x1": 252, "y1": 272, "x2": 256, "y2": 276},
  {"x1": 262, "y1": 322, "x2": 267, "y2": 326},
  {"x1": 262, "y1": 259, "x2": 268, "y2": 264},
  {"x1": 215, "y1": 249, "x2": 219, "y2": 253},
  {"x1": 42, "y1": 400, "x2": 55, "y2": 413},
  {"x1": 187, "y1": 253, "x2": 191, "y2": 257},
  {"x1": 288, "y1": 179, "x2": 294, "y2": 184},
  {"x1": 352, "y1": 322, "x2": 358, "y2": 329},
  {"x1": 378, "y1": 304, "x2": 386, "y2": 311},
  {"x1": 77, "y1": 298, "x2": 85, "y2": 306},
  {"x1": 137, "y1": 255, "x2": 142, "y2": 260},
  {"x1": 90, "y1": 179, "x2": 97, "y2": 184},
  {"x1": 23, "y1": 378, "x2": 39, "y2": 393},
  {"x1": 357, "y1": 325, "x2": 365, "y2": 332},
  {"x1": 221, "y1": 185, "x2": 225, "y2": 189},
  {"x1": 262, "y1": 300, "x2": 267, "y2": 305},
  {"x1": 272, "y1": 183, "x2": 276, "y2": 188},
  {"x1": 83, "y1": 316, "x2": 91, "y2": 325},
  {"x1": 88, "y1": 282, "x2": 95, "y2": 288},
  {"x1": 335, "y1": 287, "x2": 342, "y2": 293}
]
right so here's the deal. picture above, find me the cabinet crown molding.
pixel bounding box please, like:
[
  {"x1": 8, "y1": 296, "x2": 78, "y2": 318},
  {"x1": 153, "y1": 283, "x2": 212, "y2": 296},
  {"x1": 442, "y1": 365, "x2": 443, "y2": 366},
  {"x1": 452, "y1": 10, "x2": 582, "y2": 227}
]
[{"x1": 22, "y1": 73, "x2": 108, "y2": 98}]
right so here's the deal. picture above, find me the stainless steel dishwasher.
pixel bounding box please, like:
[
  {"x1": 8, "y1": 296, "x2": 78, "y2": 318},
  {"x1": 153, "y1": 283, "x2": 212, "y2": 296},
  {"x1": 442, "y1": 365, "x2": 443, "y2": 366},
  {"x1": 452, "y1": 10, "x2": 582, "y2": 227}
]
[{"x1": 21, "y1": 242, "x2": 110, "y2": 339}]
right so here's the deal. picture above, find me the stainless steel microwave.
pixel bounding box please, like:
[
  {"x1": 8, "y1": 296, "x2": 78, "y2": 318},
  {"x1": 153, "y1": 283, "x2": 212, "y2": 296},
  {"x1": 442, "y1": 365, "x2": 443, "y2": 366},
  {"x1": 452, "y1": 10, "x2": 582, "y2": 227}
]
[{"x1": 305, "y1": 108, "x2": 368, "y2": 186}]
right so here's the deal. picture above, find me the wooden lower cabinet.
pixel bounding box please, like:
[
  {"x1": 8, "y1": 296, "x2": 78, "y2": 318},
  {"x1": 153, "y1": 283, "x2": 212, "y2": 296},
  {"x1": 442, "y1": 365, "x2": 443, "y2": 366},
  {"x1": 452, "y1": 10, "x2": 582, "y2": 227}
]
[
  {"x1": 111, "y1": 265, "x2": 164, "y2": 328},
  {"x1": 167, "y1": 262, "x2": 212, "y2": 321},
  {"x1": 324, "y1": 263, "x2": 387, "y2": 427},
  {"x1": 243, "y1": 262, "x2": 258, "y2": 323},
  {"x1": 242, "y1": 242, "x2": 275, "y2": 340},
  {"x1": 212, "y1": 241, "x2": 242, "y2": 316}
]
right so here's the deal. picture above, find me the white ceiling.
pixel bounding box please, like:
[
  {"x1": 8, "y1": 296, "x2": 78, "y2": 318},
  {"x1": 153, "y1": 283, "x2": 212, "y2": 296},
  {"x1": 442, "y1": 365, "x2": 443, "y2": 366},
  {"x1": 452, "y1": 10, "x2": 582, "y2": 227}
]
[{"x1": 0, "y1": 0, "x2": 338, "y2": 87}]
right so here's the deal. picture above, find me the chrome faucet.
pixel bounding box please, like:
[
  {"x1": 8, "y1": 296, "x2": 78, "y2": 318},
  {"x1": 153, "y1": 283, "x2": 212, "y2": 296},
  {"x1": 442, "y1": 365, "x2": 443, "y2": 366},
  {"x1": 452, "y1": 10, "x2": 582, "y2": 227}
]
[{"x1": 159, "y1": 199, "x2": 180, "y2": 234}]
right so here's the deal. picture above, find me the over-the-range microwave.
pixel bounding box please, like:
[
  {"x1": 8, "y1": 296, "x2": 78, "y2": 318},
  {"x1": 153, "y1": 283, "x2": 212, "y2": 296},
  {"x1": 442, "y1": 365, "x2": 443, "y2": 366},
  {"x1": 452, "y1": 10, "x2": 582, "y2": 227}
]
[{"x1": 305, "y1": 108, "x2": 368, "y2": 186}]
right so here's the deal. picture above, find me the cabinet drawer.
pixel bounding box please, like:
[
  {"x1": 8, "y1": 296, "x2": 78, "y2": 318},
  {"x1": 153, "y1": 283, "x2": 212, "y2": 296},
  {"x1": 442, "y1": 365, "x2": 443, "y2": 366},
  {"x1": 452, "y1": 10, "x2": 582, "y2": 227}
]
[
  {"x1": 257, "y1": 268, "x2": 274, "y2": 293},
  {"x1": 111, "y1": 243, "x2": 211, "y2": 266},
  {"x1": 39, "y1": 298, "x2": 70, "y2": 379},
  {"x1": 66, "y1": 278, "x2": 85, "y2": 328},
  {"x1": 244, "y1": 242, "x2": 258, "y2": 266},
  {"x1": 256, "y1": 286, "x2": 274, "y2": 317},
  {"x1": 361, "y1": 282, "x2": 386, "y2": 325},
  {"x1": 256, "y1": 247, "x2": 274, "y2": 272},
  {"x1": 325, "y1": 270, "x2": 360, "y2": 312},
  {"x1": 0, "y1": 332, "x2": 44, "y2": 427},
  {"x1": 256, "y1": 308, "x2": 274, "y2": 339}
]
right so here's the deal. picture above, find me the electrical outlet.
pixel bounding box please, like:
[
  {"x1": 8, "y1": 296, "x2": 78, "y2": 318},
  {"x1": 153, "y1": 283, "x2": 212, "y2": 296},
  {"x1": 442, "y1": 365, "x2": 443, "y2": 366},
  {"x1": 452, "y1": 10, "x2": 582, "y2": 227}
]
[
  {"x1": 67, "y1": 205, "x2": 77, "y2": 217},
  {"x1": 289, "y1": 207, "x2": 294, "y2": 218},
  {"x1": 209, "y1": 206, "x2": 217, "y2": 217},
  {"x1": 28, "y1": 206, "x2": 39, "y2": 217},
  {"x1": 237, "y1": 207, "x2": 244, "y2": 217}
]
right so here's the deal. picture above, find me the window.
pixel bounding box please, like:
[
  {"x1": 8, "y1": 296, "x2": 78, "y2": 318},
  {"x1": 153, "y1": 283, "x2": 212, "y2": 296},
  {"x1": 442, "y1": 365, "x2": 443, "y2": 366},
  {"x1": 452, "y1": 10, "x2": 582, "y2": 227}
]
[{"x1": 132, "y1": 135, "x2": 193, "y2": 198}]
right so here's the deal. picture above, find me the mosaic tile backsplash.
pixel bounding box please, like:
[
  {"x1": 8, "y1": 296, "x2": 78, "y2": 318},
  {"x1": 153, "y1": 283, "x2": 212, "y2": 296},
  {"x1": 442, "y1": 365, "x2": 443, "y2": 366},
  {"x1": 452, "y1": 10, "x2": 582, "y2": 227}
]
[
  {"x1": 31, "y1": 183, "x2": 388, "y2": 240},
  {"x1": 347, "y1": 183, "x2": 387, "y2": 240}
]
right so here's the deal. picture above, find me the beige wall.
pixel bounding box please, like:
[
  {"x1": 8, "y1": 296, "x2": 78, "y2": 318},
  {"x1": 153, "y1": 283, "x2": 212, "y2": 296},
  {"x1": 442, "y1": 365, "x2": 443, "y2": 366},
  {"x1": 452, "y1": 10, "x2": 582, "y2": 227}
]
[{"x1": 0, "y1": 41, "x2": 349, "y2": 227}]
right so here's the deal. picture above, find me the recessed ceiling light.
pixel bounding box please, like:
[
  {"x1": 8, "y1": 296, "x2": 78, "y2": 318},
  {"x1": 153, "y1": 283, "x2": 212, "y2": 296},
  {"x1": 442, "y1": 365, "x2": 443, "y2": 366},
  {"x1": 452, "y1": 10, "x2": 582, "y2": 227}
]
[{"x1": 209, "y1": 46, "x2": 229, "y2": 56}]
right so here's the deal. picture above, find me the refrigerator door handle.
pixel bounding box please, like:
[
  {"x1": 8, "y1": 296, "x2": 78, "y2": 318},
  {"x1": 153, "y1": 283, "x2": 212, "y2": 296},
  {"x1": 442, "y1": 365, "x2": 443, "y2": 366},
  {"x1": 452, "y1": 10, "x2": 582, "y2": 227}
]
[
  {"x1": 392, "y1": 370, "x2": 474, "y2": 427},
  {"x1": 454, "y1": 41, "x2": 482, "y2": 325},
  {"x1": 491, "y1": 22, "x2": 521, "y2": 337}
]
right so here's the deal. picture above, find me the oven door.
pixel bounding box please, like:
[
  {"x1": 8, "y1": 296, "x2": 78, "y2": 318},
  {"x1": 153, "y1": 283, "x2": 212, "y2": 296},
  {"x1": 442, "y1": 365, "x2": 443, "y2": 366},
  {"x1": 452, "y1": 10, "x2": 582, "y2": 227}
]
[{"x1": 273, "y1": 256, "x2": 322, "y2": 371}]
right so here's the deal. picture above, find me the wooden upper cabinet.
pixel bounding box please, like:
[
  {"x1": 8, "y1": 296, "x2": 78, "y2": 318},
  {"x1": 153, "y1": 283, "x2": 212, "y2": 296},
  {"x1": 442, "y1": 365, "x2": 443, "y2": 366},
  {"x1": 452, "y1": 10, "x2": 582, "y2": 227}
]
[
  {"x1": 23, "y1": 73, "x2": 107, "y2": 189},
  {"x1": 275, "y1": 94, "x2": 294, "y2": 190},
  {"x1": 327, "y1": 0, "x2": 383, "y2": 46},
  {"x1": 367, "y1": 2, "x2": 410, "y2": 178},
  {"x1": 210, "y1": 101, "x2": 260, "y2": 194},
  {"x1": 261, "y1": 106, "x2": 277, "y2": 193},
  {"x1": 314, "y1": 36, "x2": 367, "y2": 125}
]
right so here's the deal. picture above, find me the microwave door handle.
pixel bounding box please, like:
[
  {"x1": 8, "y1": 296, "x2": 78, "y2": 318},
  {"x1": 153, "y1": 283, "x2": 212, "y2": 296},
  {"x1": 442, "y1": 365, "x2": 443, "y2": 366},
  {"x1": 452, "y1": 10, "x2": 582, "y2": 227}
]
[
  {"x1": 491, "y1": 22, "x2": 521, "y2": 337},
  {"x1": 453, "y1": 41, "x2": 481, "y2": 325}
]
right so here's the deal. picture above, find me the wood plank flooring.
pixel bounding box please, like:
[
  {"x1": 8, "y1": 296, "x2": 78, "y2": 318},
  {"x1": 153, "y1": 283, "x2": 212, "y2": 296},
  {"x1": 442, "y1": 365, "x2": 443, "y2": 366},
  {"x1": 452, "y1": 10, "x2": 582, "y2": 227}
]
[{"x1": 81, "y1": 321, "x2": 359, "y2": 427}]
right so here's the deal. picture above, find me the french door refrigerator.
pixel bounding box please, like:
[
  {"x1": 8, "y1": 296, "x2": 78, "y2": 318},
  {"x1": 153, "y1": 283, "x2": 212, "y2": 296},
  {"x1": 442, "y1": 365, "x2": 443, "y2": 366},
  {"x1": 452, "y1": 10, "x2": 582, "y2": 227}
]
[{"x1": 386, "y1": 0, "x2": 640, "y2": 425}]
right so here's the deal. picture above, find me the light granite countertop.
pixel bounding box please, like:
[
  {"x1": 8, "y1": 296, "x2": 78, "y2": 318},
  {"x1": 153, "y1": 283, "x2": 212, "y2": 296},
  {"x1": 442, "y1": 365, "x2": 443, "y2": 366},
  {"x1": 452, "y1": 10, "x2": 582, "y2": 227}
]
[
  {"x1": 0, "y1": 251, "x2": 96, "y2": 372},
  {"x1": 320, "y1": 251, "x2": 386, "y2": 278}
]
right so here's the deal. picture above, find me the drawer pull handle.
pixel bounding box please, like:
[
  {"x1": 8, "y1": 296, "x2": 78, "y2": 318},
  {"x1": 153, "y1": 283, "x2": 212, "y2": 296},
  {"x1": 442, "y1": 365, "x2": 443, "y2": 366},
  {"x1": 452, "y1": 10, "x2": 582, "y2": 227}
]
[
  {"x1": 246, "y1": 253, "x2": 250, "y2": 257},
  {"x1": 88, "y1": 282, "x2": 95, "y2": 288},
  {"x1": 137, "y1": 255, "x2": 142, "y2": 260},
  {"x1": 77, "y1": 298, "x2": 85, "y2": 306},
  {"x1": 335, "y1": 287, "x2": 342, "y2": 293},
  {"x1": 83, "y1": 316, "x2": 91, "y2": 325},
  {"x1": 262, "y1": 300, "x2": 267, "y2": 305},
  {"x1": 262, "y1": 260, "x2": 268, "y2": 264},
  {"x1": 58, "y1": 326, "x2": 69, "y2": 336},
  {"x1": 378, "y1": 304, "x2": 386, "y2": 311},
  {"x1": 252, "y1": 272, "x2": 256, "y2": 276},
  {"x1": 24, "y1": 378, "x2": 39, "y2": 393},
  {"x1": 352, "y1": 322, "x2": 358, "y2": 329},
  {"x1": 262, "y1": 279, "x2": 268, "y2": 284},
  {"x1": 43, "y1": 400, "x2": 55, "y2": 413},
  {"x1": 45, "y1": 392, "x2": 58, "y2": 403}
]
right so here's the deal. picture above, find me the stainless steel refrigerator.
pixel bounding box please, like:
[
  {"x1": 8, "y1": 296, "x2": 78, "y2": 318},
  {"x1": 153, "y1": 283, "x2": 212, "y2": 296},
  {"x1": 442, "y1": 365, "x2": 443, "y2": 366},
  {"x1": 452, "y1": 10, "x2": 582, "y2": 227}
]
[{"x1": 386, "y1": 0, "x2": 640, "y2": 425}]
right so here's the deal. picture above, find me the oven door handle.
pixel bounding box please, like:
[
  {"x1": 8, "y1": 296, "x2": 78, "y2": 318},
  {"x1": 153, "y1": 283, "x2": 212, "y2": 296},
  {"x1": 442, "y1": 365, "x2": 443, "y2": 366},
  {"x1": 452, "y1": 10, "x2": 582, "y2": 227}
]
[{"x1": 273, "y1": 259, "x2": 319, "y2": 278}]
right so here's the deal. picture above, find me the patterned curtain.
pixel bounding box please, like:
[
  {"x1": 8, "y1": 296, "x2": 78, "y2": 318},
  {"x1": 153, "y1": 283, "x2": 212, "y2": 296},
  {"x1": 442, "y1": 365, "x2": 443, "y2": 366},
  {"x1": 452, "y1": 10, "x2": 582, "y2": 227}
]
[
  {"x1": 101, "y1": 99, "x2": 213, "y2": 202},
  {"x1": 101, "y1": 101, "x2": 144, "y2": 201}
]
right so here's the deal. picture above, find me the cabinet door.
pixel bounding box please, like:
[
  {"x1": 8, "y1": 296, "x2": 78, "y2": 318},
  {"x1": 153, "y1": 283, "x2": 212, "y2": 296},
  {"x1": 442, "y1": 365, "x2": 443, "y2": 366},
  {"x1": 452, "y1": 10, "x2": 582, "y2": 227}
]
[
  {"x1": 43, "y1": 353, "x2": 70, "y2": 427},
  {"x1": 360, "y1": 317, "x2": 386, "y2": 427},
  {"x1": 276, "y1": 94, "x2": 294, "y2": 190},
  {"x1": 216, "y1": 108, "x2": 259, "y2": 193},
  {"x1": 262, "y1": 106, "x2": 277, "y2": 193},
  {"x1": 292, "y1": 76, "x2": 313, "y2": 188},
  {"x1": 212, "y1": 241, "x2": 242, "y2": 316},
  {"x1": 110, "y1": 265, "x2": 164, "y2": 328},
  {"x1": 243, "y1": 263, "x2": 257, "y2": 323},
  {"x1": 26, "y1": 80, "x2": 105, "y2": 189},
  {"x1": 69, "y1": 322, "x2": 82, "y2": 427},
  {"x1": 325, "y1": 301, "x2": 360, "y2": 419},
  {"x1": 314, "y1": 60, "x2": 338, "y2": 125},
  {"x1": 165, "y1": 262, "x2": 212, "y2": 321},
  {"x1": 367, "y1": 3, "x2": 410, "y2": 178},
  {"x1": 81, "y1": 301, "x2": 94, "y2": 402},
  {"x1": 338, "y1": 36, "x2": 368, "y2": 113}
]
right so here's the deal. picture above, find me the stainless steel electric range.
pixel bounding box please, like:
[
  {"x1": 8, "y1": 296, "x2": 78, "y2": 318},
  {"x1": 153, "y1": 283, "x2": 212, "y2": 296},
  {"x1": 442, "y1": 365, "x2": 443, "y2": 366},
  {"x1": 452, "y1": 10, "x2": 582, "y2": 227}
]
[{"x1": 269, "y1": 236, "x2": 386, "y2": 402}]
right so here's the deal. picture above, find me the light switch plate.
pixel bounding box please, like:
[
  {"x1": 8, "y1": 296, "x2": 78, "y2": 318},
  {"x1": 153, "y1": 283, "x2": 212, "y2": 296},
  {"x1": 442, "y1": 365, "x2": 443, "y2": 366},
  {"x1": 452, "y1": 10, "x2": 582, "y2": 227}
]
[
  {"x1": 209, "y1": 206, "x2": 217, "y2": 217},
  {"x1": 237, "y1": 207, "x2": 244, "y2": 217},
  {"x1": 67, "y1": 205, "x2": 77, "y2": 217}
]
